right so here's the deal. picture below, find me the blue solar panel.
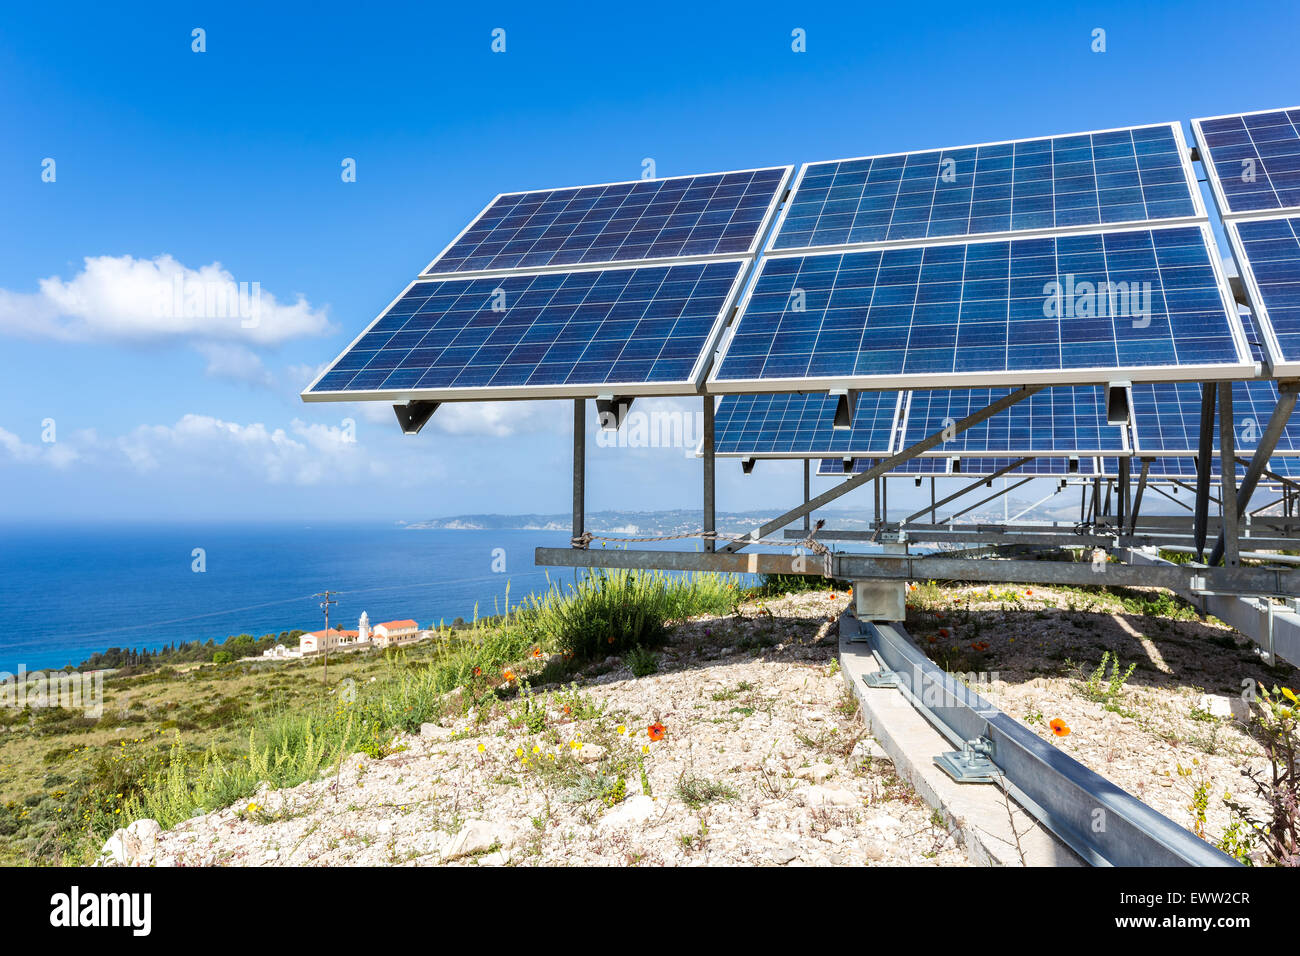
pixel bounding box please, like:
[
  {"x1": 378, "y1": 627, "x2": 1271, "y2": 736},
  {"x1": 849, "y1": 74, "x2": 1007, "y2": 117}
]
[
  {"x1": 772, "y1": 125, "x2": 1197, "y2": 250},
  {"x1": 817, "y1": 457, "x2": 950, "y2": 476},
  {"x1": 1232, "y1": 216, "x2": 1300, "y2": 370},
  {"x1": 424, "y1": 168, "x2": 789, "y2": 275},
  {"x1": 955, "y1": 457, "x2": 1092, "y2": 476},
  {"x1": 713, "y1": 391, "x2": 902, "y2": 456},
  {"x1": 305, "y1": 261, "x2": 744, "y2": 399},
  {"x1": 713, "y1": 225, "x2": 1246, "y2": 389},
  {"x1": 901, "y1": 387, "x2": 1125, "y2": 455},
  {"x1": 1194, "y1": 109, "x2": 1300, "y2": 215},
  {"x1": 1129, "y1": 380, "x2": 1300, "y2": 455},
  {"x1": 816, "y1": 456, "x2": 1095, "y2": 476}
]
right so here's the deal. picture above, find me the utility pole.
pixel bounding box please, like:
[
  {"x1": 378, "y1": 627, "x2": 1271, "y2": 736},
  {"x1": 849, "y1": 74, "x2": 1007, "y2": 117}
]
[{"x1": 315, "y1": 590, "x2": 337, "y2": 687}]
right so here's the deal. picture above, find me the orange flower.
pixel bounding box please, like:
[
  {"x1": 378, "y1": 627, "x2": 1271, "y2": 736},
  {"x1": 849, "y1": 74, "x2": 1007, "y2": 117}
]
[
  {"x1": 829, "y1": 592, "x2": 836, "y2": 600},
  {"x1": 502, "y1": 669, "x2": 516, "y2": 683},
  {"x1": 562, "y1": 704, "x2": 571, "y2": 715},
  {"x1": 938, "y1": 628, "x2": 950, "y2": 638},
  {"x1": 1025, "y1": 589, "x2": 1033, "y2": 596},
  {"x1": 647, "y1": 722, "x2": 666, "y2": 742},
  {"x1": 473, "y1": 666, "x2": 481, "y2": 677},
  {"x1": 1050, "y1": 719, "x2": 1071, "y2": 737},
  {"x1": 531, "y1": 646, "x2": 542, "y2": 659},
  {"x1": 608, "y1": 636, "x2": 615, "y2": 644}
]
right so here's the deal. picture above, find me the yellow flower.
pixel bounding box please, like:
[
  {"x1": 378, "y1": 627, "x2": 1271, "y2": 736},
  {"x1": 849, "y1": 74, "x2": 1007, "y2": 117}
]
[
  {"x1": 477, "y1": 743, "x2": 485, "y2": 753},
  {"x1": 641, "y1": 744, "x2": 649, "y2": 754},
  {"x1": 532, "y1": 745, "x2": 540, "y2": 754},
  {"x1": 516, "y1": 747, "x2": 524, "y2": 758},
  {"x1": 616, "y1": 725, "x2": 626, "y2": 735}
]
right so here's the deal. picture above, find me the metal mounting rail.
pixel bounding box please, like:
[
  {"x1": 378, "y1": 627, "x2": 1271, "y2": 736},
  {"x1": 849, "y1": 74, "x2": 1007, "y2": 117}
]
[{"x1": 848, "y1": 614, "x2": 1238, "y2": 867}]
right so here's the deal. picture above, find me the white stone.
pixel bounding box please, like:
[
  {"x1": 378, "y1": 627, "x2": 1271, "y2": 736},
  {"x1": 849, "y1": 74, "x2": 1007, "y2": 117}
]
[
  {"x1": 598, "y1": 794, "x2": 657, "y2": 830},
  {"x1": 794, "y1": 764, "x2": 834, "y2": 783},
  {"x1": 442, "y1": 820, "x2": 520, "y2": 860},
  {"x1": 802, "y1": 785, "x2": 859, "y2": 808},
  {"x1": 576, "y1": 743, "x2": 607, "y2": 764},
  {"x1": 420, "y1": 723, "x2": 453, "y2": 740},
  {"x1": 1196, "y1": 693, "x2": 1250, "y2": 722}
]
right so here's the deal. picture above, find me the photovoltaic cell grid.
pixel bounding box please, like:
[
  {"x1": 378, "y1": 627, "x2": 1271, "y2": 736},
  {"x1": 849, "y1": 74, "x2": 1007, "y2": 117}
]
[
  {"x1": 1232, "y1": 216, "x2": 1300, "y2": 368},
  {"x1": 1129, "y1": 380, "x2": 1300, "y2": 455},
  {"x1": 902, "y1": 387, "x2": 1125, "y2": 454},
  {"x1": 425, "y1": 168, "x2": 788, "y2": 275},
  {"x1": 1194, "y1": 109, "x2": 1300, "y2": 215},
  {"x1": 816, "y1": 457, "x2": 1098, "y2": 476},
  {"x1": 714, "y1": 226, "x2": 1244, "y2": 387},
  {"x1": 817, "y1": 457, "x2": 950, "y2": 476},
  {"x1": 306, "y1": 261, "x2": 743, "y2": 397},
  {"x1": 955, "y1": 457, "x2": 1092, "y2": 476},
  {"x1": 713, "y1": 391, "x2": 901, "y2": 456},
  {"x1": 773, "y1": 125, "x2": 1197, "y2": 250}
]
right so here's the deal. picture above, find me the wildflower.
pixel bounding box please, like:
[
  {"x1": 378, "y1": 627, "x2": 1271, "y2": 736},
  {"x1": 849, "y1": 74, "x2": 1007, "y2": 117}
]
[
  {"x1": 502, "y1": 669, "x2": 516, "y2": 682},
  {"x1": 1050, "y1": 719, "x2": 1071, "y2": 737},
  {"x1": 473, "y1": 667, "x2": 482, "y2": 677},
  {"x1": 927, "y1": 636, "x2": 937, "y2": 644},
  {"x1": 647, "y1": 722, "x2": 666, "y2": 742},
  {"x1": 608, "y1": 636, "x2": 615, "y2": 644},
  {"x1": 516, "y1": 747, "x2": 524, "y2": 758},
  {"x1": 247, "y1": 803, "x2": 260, "y2": 813},
  {"x1": 532, "y1": 745, "x2": 541, "y2": 754},
  {"x1": 563, "y1": 704, "x2": 571, "y2": 715},
  {"x1": 938, "y1": 628, "x2": 950, "y2": 638},
  {"x1": 616, "y1": 724, "x2": 626, "y2": 735},
  {"x1": 1026, "y1": 589, "x2": 1033, "y2": 597},
  {"x1": 477, "y1": 743, "x2": 486, "y2": 753},
  {"x1": 829, "y1": 592, "x2": 836, "y2": 600},
  {"x1": 642, "y1": 744, "x2": 650, "y2": 754},
  {"x1": 531, "y1": 647, "x2": 542, "y2": 659}
]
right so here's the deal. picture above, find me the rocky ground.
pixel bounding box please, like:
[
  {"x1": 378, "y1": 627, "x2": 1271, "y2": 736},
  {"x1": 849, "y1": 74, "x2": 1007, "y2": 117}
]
[
  {"x1": 102, "y1": 591, "x2": 967, "y2": 867},
  {"x1": 905, "y1": 582, "x2": 1293, "y2": 856},
  {"x1": 100, "y1": 582, "x2": 1294, "y2": 867}
]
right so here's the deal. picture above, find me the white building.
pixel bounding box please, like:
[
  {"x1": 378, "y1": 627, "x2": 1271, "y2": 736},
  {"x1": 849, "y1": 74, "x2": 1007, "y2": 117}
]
[{"x1": 372, "y1": 619, "x2": 419, "y2": 647}]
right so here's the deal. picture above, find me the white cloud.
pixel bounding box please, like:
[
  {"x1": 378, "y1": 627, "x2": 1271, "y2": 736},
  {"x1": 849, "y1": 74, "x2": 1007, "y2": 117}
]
[
  {"x1": 0, "y1": 426, "x2": 79, "y2": 468},
  {"x1": 0, "y1": 254, "x2": 333, "y2": 346},
  {"x1": 196, "y1": 342, "x2": 276, "y2": 387},
  {"x1": 432, "y1": 401, "x2": 563, "y2": 438},
  {"x1": 116, "y1": 414, "x2": 384, "y2": 485}
]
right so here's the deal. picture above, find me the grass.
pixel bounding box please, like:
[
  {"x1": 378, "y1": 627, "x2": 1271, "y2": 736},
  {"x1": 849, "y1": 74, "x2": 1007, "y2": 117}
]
[
  {"x1": 0, "y1": 568, "x2": 741, "y2": 864},
  {"x1": 674, "y1": 773, "x2": 737, "y2": 809}
]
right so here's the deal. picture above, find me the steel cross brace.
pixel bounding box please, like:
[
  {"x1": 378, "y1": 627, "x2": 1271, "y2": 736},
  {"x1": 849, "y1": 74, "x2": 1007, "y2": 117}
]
[{"x1": 720, "y1": 385, "x2": 1045, "y2": 553}]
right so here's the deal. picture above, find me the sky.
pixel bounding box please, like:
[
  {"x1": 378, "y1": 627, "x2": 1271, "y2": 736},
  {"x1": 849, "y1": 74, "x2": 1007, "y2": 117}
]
[{"x1": 1, "y1": 0, "x2": 1296, "y2": 524}]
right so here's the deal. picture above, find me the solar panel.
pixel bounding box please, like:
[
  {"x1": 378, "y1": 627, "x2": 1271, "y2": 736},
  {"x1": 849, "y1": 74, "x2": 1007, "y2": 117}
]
[
  {"x1": 955, "y1": 457, "x2": 1094, "y2": 476},
  {"x1": 1193, "y1": 108, "x2": 1300, "y2": 217},
  {"x1": 817, "y1": 457, "x2": 951, "y2": 476},
  {"x1": 423, "y1": 168, "x2": 791, "y2": 276},
  {"x1": 713, "y1": 391, "x2": 902, "y2": 457},
  {"x1": 1229, "y1": 215, "x2": 1300, "y2": 373},
  {"x1": 900, "y1": 386, "x2": 1126, "y2": 455},
  {"x1": 771, "y1": 124, "x2": 1200, "y2": 251},
  {"x1": 303, "y1": 260, "x2": 747, "y2": 401},
  {"x1": 711, "y1": 224, "x2": 1249, "y2": 391},
  {"x1": 1129, "y1": 379, "x2": 1300, "y2": 455}
]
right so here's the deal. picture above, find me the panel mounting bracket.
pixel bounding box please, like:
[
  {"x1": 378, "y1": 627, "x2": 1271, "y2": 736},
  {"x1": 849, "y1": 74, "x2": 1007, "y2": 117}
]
[
  {"x1": 393, "y1": 400, "x2": 440, "y2": 435},
  {"x1": 934, "y1": 735, "x2": 999, "y2": 784}
]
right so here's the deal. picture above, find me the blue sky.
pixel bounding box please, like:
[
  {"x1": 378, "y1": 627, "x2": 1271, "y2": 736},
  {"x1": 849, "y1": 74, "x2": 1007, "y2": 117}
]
[{"x1": 1, "y1": 0, "x2": 1296, "y2": 523}]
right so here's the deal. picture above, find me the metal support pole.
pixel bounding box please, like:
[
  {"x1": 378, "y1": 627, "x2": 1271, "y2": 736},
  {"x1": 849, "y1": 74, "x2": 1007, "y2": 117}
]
[
  {"x1": 572, "y1": 398, "x2": 585, "y2": 546},
  {"x1": 1117, "y1": 457, "x2": 1130, "y2": 528},
  {"x1": 1129, "y1": 459, "x2": 1151, "y2": 536},
  {"x1": 1193, "y1": 382, "x2": 1217, "y2": 559},
  {"x1": 803, "y1": 459, "x2": 811, "y2": 532},
  {"x1": 1218, "y1": 383, "x2": 1240, "y2": 567},
  {"x1": 931, "y1": 477, "x2": 937, "y2": 523},
  {"x1": 703, "y1": 394, "x2": 716, "y2": 553},
  {"x1": 1210, "y1": 385, "x2": 1299, "y2": 565}
]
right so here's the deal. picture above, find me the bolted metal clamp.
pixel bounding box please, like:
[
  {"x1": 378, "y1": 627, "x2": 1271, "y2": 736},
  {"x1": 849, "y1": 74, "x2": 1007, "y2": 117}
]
[
  {"x1": 861, "y1": 669, "x2": 898, "y2": 688},
  {"x1": 934, "y1": 735, "x2": 999, "y2": 784}
]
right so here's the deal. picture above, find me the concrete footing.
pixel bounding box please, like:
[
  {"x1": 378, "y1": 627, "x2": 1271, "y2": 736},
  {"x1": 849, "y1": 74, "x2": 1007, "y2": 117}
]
[{"x1": 839, "y1": 613, "x2": 1081, "y2": 867}]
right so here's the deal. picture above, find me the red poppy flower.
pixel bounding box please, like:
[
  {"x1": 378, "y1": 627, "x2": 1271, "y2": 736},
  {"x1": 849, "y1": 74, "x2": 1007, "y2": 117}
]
[
  {"x1": 502, "y1": 669, "x2": 516, "y2": 682},
  {"x1": 473, "y1": 666, "x2": 481, "y2": 677},
  {"x1": 647, "y1": 722, "x2": 666, "y2": 742},
  {"x1": 939, "y1": 628, "x2": 950, "y2": 638},
  {"x1": 530, "y1": 647, "x2": 542, "y2": 659},
  {"x1": 1050, "y1": 719, "x2": 1071, "y2": 737}
]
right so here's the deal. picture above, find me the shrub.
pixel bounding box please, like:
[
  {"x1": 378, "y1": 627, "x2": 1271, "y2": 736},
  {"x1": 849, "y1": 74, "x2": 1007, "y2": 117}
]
[
  {"x1": 625, "y1": 645, "x2": 659, "y2": 678},
  {"x1": 520, "y1": 569, "x2": 736, "y2": 661},
  {"x1": 1227, "y1": 686, "x2": 1300, "y2": 865}
]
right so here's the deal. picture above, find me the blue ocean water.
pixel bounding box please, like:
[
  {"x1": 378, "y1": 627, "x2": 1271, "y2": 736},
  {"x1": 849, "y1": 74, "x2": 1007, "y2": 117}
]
[{"x1": 0, "y1": 523, "x2": 608, "y2": 673}]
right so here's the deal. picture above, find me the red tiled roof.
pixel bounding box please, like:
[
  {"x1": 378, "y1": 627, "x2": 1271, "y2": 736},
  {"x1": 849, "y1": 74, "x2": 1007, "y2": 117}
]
[{"x1": 376, "y1": 619, "x2": 418, "y2": 630}]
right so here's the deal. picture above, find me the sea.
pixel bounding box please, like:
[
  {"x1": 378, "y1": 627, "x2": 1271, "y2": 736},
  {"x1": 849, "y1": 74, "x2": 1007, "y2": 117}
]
[{"x1": 0, "y1": 522, "x2": 740, "y2": 674}]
